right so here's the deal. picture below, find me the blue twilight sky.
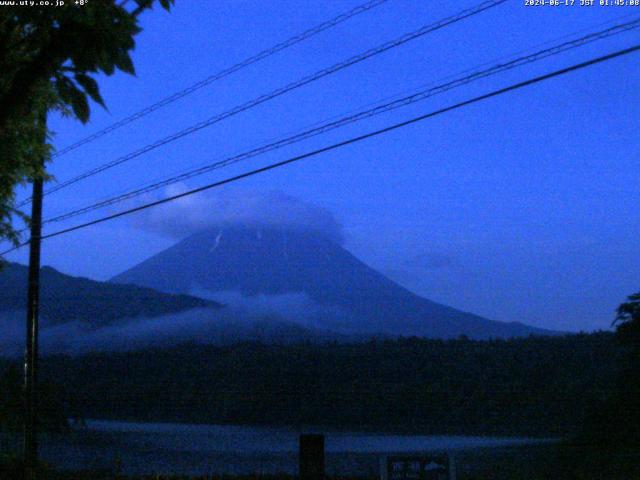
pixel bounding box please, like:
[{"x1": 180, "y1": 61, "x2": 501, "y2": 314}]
[{"x1": 5, "y1": 0, "x2": 640, "y2": 332}]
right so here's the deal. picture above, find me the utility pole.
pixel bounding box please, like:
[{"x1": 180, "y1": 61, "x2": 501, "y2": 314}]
[{"x1": 24, "y1": 111, "x2": 46, "y2": 478}]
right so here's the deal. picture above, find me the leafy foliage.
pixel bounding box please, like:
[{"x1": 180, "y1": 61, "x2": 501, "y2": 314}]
[
  {"x1": 563, "y1": 290, "x2": 640, "y2": 472},
  {"x1": 0, "y1": 89, "x2": 51, "y2": 246},
  {"x1": 0, "y1": 0, "x2": 174, "y2": 246},
  {"x1": 613, "y1": 291, "x2": 640, "y2": 351}
]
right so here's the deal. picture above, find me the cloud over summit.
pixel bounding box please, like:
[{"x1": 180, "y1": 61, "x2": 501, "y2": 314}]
[{"x1": 132, "y1": 187, "x2": 344, "y2": 244}]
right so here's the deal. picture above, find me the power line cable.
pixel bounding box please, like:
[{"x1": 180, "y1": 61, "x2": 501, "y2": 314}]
[
  {"x1": 17, "y1": 0, "x2": 507, "y2": 207},
  {"x1": 51, "y1": 8, "x2": 640, "y2": 181},
  {"x1": 39, "y1": 18, "x2": 640, "y2": 226},
  {"x1": 3, "y1": 43, "x2": 638, "y2": 257},
  {"x1": 38, "y1": 11, "x2": 640, "y2": 212},
  {"x1": 50, "y1": 0, "x2": 391, "y2": 159}
]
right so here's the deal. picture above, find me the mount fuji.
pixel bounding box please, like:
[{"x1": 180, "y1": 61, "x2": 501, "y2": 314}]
[{"x1": 112, "y1": 225, "x2": 553, "y2": 339}]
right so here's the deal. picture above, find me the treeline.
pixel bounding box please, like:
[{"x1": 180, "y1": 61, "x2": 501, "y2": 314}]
[{"x1": 12, "y1": 332, "x2": 620, "y2": 437}]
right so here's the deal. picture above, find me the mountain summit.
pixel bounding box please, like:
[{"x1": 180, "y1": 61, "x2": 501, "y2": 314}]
[{"x1": 112, "y1": 225, "x2": 552, "y2": 339}]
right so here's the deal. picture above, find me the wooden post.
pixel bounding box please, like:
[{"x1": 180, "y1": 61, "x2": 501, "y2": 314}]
[
  {"x1": 24, "y1": 111, "x2": 46, "y2": 478},
  {"x1": 299, "y1": 434, "x2": 324, "y2": 480}
]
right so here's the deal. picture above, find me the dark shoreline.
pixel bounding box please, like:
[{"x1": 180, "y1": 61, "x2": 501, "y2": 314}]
[
  {"x1": 3, "y1": 431, "x2": 638, "y2": 479},
  {"x1": 75, "y1": 417, "x2": 562, "y2": 440},
  {"x1": 0, "y1": 444, "x2": 575, "y2": 479}
]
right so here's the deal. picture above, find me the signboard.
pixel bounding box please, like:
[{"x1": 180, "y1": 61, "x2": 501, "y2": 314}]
[{"x1": 381, "y1": 454, "x2": 455, "y2": 480}]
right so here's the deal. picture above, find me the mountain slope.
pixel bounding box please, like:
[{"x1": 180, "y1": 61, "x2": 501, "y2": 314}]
[
  {"x1": 0, "y1": 262, "x2": 362, "y2": 354},
  {"x1": 0, "y1": 262, "x2": 218, "y2": 326},
  {"x1": 112, "y1": 226, "x2": 553, "y2": 339}
]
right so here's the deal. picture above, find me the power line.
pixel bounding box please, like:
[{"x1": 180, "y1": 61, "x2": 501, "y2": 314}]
[
  {"x1": 39, "y1": 18, "x2": 640, "y2": 226},
  {"x1": 50, "y1": 0, "x2": 391, "y2": 159},
  {"x1": 29, "y1": 12, "x2": 640, "y2": 224},
  {"x1": 18, "y1": 0, "x2": 507, "y2": 207},
  {"x1": 3, "y1": 44, "x2": 638, "y2": 257}
]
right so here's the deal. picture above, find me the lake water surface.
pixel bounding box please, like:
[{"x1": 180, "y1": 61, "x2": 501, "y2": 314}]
[{"x1": 3, "y1": 420, "x2": 553, "y2": 476}]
